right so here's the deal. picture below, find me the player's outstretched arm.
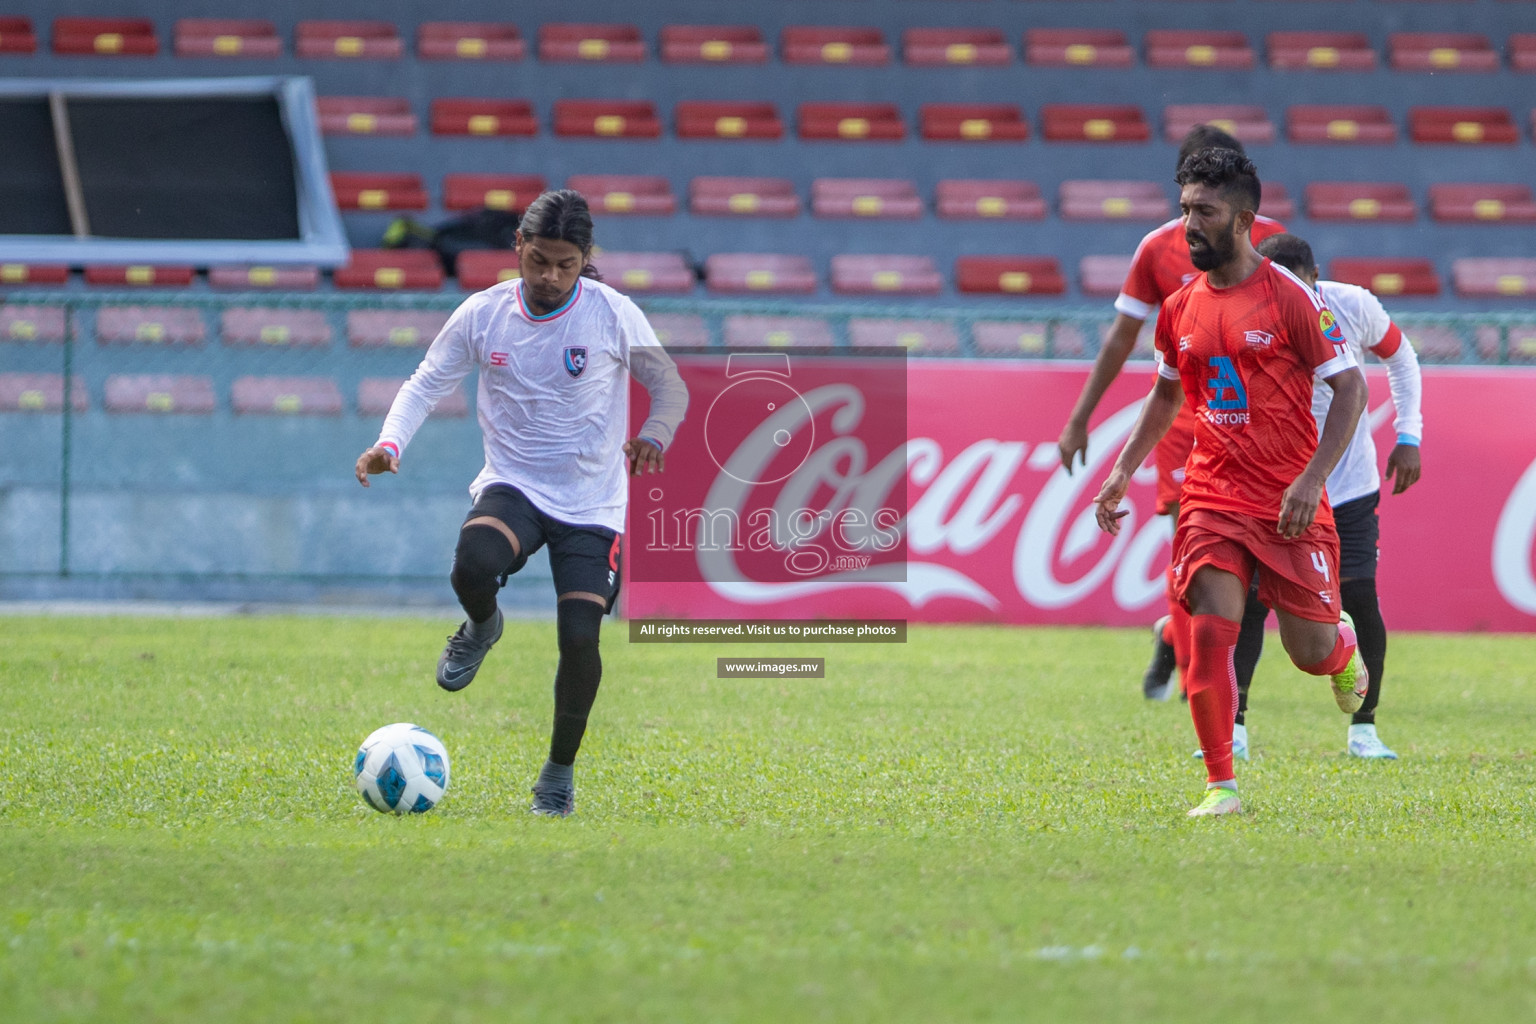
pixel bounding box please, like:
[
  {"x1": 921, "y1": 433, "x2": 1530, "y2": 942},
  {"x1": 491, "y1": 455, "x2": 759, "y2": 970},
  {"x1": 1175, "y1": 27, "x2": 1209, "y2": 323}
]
[
  {"x1": 1279, "y1": 367, "x2": 1367, "y2": 537},
  {"x1": 1058, "y1": 313, "x2": 1145, "y2": 474},
  {"x1": 1093, "y1": 375, "x2": 1183, "y2": 534},
  {"x1": 354, "y1": 445, "x2": 400, "y2": 487}
]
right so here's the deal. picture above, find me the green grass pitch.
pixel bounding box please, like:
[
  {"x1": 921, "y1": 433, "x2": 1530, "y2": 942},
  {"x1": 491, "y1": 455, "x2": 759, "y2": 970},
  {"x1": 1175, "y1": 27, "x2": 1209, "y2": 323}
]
[{"x1": 2, "y1": 615, "x2": 1535, "y2": 1023}]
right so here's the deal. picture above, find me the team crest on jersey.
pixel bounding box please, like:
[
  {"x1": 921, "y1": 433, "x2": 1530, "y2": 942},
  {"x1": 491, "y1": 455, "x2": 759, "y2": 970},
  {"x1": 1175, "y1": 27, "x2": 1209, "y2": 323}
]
[
  {"x1": 563, "y1": 346, "x2": 588, "y2": 378},
  {"x1": 1244, "y1": 330, "x2": 1274, "y2": 349},
  {"x1": 1319, "y1": 309, "x2": 1346, "y2": 345}
]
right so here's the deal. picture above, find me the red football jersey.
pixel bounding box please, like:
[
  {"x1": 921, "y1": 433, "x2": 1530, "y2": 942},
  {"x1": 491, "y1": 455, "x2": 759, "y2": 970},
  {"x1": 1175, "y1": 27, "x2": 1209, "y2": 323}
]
[
  {"x1": 1153, "y1": 259, "x2": 1358, "y2": 524},
  {"x1": 1114, "y1": 214, "x2": 1287, "y2": 321}
]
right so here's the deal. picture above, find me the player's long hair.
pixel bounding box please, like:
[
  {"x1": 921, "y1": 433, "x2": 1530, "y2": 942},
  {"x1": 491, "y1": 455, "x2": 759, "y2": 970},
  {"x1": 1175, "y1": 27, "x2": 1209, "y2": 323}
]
[{"x1": 519, "y1": 189, "x2": 603, "y2": 280}]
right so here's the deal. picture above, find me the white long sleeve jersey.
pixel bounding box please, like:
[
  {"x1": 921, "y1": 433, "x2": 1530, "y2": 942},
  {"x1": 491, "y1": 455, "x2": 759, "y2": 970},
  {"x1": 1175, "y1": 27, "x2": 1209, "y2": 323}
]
[
  {"x1": 1311, "y1": 279, "x2": 1424, "y2": 507},
  {"x1": 376, "y1": 277, "x2": 688, "y2": 532}
]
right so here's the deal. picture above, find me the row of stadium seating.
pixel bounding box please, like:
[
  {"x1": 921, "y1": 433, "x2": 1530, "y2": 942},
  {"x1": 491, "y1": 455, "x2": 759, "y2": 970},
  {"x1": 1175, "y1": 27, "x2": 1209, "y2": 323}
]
[{"x1": 0, "y1": 372, "x2": 464, "y2": 416}]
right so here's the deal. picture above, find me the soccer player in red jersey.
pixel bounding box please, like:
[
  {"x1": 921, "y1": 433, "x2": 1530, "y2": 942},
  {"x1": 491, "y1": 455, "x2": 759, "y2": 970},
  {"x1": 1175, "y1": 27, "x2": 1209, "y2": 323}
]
[
  {"x1": 1092, "y1": 149, "x2": 1370, "y2": 817},
  {"x1": 1058, "y1": 127, "x2": 1288, "y2": 709}
]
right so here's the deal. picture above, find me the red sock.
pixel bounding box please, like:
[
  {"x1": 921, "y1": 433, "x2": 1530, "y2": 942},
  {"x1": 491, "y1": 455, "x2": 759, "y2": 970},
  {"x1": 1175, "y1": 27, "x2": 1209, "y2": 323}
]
[
  {"x1": 1187, "y1": 614, "x2": 1242, "y2": 785},
  {"x1": 1299, "y1": 620, "x2": 1357, "y2": 676},
  {"x1": 1166, "y1": 566, "x2": 1192, "y2": 689}
]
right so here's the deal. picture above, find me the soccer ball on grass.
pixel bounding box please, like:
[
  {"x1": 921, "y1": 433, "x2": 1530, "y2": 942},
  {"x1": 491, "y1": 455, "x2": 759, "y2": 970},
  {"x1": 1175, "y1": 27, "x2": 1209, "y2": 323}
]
[{"x1": 353, "y1": 723, "x2": 451, "y2": 814}]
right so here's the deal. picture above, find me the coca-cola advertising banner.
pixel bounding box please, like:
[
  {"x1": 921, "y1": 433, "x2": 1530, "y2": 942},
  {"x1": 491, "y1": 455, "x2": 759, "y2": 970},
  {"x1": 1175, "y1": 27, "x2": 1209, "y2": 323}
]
[{"x1": 630, "y1": 358, "x2": 1536, "y2": 633}]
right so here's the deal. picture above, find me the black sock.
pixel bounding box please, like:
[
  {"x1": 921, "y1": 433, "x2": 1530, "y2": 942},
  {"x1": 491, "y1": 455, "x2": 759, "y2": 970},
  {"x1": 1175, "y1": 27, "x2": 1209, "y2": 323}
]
[
  {"x1": 549, "y1": 599, "x2": 605, "y2": 766},
  {"x1": 1343, "y1": 578, "x2": 1386, "y2": 725},
  {"x1": 1233, "y1": 587, "x2": 1268, "y2": 726},
  {"x1": 450, "y1": 525, "x2": 514, "y2": 624}
]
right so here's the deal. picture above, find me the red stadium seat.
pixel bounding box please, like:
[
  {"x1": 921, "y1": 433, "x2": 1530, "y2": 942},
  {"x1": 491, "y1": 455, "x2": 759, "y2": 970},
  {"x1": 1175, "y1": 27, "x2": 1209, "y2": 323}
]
[
  {"x1": 53, "y1": 17, "x2": 156, "y2": 56},
  {"x1": 347, "y1": 310, "x2": 451, "y2": 348},
  {"x1": 1163, "y1": 104, "x2": 1274, "y2": 144},
  {"x1": 232, "y1": 376, "x2": 344, "y2": 416},
  {"x1": 0, "y1": 17, "x2": 37, "y2": 54},
  {"x1": 705, "y1": 255, "x2": 817, "y2": 295},
  {"x1": 1287, "y1": 105, "x2": 1396, "y2": 144},
  {"x1": 317, "y1": 97, "x2": 417, "y2": 136},
  {"x1": 1060, "y1": 180, "x2": 1171, "y2": 221},
  {"x1": 417, "y1": 22, "x2": 524, "y2": 61},
  {"x1": 330, "y1": 172, "x2": 428, "y2": 211},
  {"x1": 1428, "y1": 184, "x2": 1536, "y2": 223},
  {"x1": 565, "y1": 175, "x2": 675, "y2": 215},
  {"x1": 1305, "y1": 183, "x2": 1417, "y2": 222},
  {"x1": 84, "y1": 265, "x2": 194, "y2": 288},
  {"x1": 1328, "y1": 259, "x2": 1441, "y2": 297},
  {"x1": 221, "y1": 308, "x2": 331, "y2": 347},
  {"x1": 921, "y1": 104, "x2": 1029, "y2": 142},
  {"x1": 1452, "y1": 259, "x2": 1536, "y2": 298},
  {"x1": 0, "y1": 263, "x2": 68, "y2": 286},
  {"x1": 174, "y1": 19, "x2": 280, "y2": 58},
  {"x1": 430, "y1": 99, "x2": 537, "y2": 137},
  {"x1": 208, "y1": 265, "x2": 320, "y2": 290},
  {"x1": 332, "y1": 250, "x2": 444, "y2": 291},
  {"x1": 0, "y1": 373, "x2": 87, "y2": 412},
  {"x1": 598, "y1": 252, "x2": 695, "y2": 294},
  {"x1": 1024, "y1": 29, "x2": 1133, "y2": 68},
  {"x1": 935, "y1": 180, "x2": 1046, "y2": 221},
  {"x1": 538, "y1": 23, "x2": 644, "y2": 63},
  {"x1": 798, "y1": 103, "x2": 904, "y2": 141},
  {"x1": 831, "y1": 255, "x2": 943, "y2": 296},
  {"x1": 1267, "y1": 32, "x2": 1375, "y2": 71},
  {"x1": 646, "y1": 313, "x2": 710, "y2": 348},
  {"x1": 295, "y1": 20, "x2": 402, "y2": 59},
  {"x1": 1260, "y1": 183, "x2": 1295, "y2": 220},
  {"x1": 782, "y1": 26, "x2": 889, "y2": 66},
  {"x1": 552, "y1": 100, "x2": 661, "y2": 138},
  {"x1": 1041, "y1": 105, "x2": 1149, "y2": 142},
  {"x1": 443, "y1": 174, "x2": 547, "y2": 213},
  {"x1": 659, "y1": 25, "x2": 767, "y2": 64},
  {"x1": 689, "y1": 177, "x2": 799, "y2": 217},
  {"x1": 955, "y1": 257, "x2": 1067, "y2": 295},
  {"x1": 1, "y1": 305, "x2": 67, "y2": 343},
  {"x1": 722, "y1": 315, "x2": 834, "y2": 348},
  {"x1": 104, "y1": 375, "x2": 216, "y2": 414},
  {"x1": 1080, "y1": 255, "x2": 1133, "y2": 297},
  {"x1": 1513, "y1": 35, "x2": 1536, "y2": 74},
  {"x1": 1389, "y1": 33, "x2": 1498, "y2": 72},
  {"x1": 848, "y1": 318, "x2": 961, "y2": 354},
  {"x1": 971, "y1": 321, "x2": 1055, "y2": 358},
  {"x1": 96, "y1": 306, "x2": 206, "y2": 345},
  {"x1": 359, "y1": 378, "x2": 469, "y2": 417},
  {"x1": 675, "y1": 101, "x2": 783, "y2": 140},
  {"x1": 1146, "y1": 30, "x2": 1253, "y2": 70},
  {"x1": 457, "y1": 251, "x2": 521, "y2": 291},
  {"x1": 1408, "y1": 107, "x2": 1518, "y2": 144},
  {"x1": 903, "y1": 28, "x2": 1010, "y2": 67},
  {"x1": 812, "y1": 178, "x2": 922, "y2": 219}
]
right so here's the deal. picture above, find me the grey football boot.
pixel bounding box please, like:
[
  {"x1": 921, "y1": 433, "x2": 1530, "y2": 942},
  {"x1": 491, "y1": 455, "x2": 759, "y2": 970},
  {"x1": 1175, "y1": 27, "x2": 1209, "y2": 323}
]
[{"x1": 435, "y1": 608, "x2": 503, "y2": 692}]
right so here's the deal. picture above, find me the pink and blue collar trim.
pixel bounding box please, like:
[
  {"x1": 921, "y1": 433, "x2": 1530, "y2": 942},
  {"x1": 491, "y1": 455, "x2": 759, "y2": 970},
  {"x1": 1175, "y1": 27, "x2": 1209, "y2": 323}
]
[{"x1": 516, "y1": 279, "x2": 582, "y2": 322}]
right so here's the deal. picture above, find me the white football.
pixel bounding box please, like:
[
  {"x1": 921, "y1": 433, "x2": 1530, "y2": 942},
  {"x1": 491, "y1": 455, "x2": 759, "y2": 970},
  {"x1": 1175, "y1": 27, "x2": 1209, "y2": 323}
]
[{"x1": 353, "y1": 723, "x2": 451, "y2": 814}]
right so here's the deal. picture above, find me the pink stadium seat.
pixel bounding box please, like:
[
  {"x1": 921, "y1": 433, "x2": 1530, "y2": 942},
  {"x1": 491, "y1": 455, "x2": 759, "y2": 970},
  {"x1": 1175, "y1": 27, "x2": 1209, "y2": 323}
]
[
  {"x1": 443, "y1": 174, "x2": 547, "y2": 212},
  {"x1": 457, "y1": 251, "x2": 521, "y2": 291},
  {"x1": 84, "y1": 265, "x2": 194, "y2": 287},
  {"x1": 1, "y1": 305, "x2": 67, "y2": 343},
  {"x1": 722, "y1": 315, "x2": 834, "y2": 348},
  {"x1": 798, "y1": 103, "x2": 905, "y2": 141},
  {"x1": 317, "y1": 97, "x2": 417, "y2": 136},
  {"x1": 430, "y1": 98, "x2": 537, "y2": 137},
  {"x1": 971, "y1": 321, "x2": 1056, "y2": 358},
  {"x1": 782, "y1": 26, "x2": 889, "y2": 65},
  {"x1": 848, "y1": 318, "x2": 961, "y2": 355},
  {"x1": 645, "y1": 313, "x2": 710, "y2": 348},
  {"x1": 830, "y1": 255, "x2": 943, "y2": 296},
  {"x1": 921, "y1": 104, "x2": 1029, "y2": 142},
  {"x1": 1024, "y1": 29, "x2": 1133, "y2": 68},
  {"x1": 1328, "y1": 259, "x2": 1441, "y2": 297},
  {"x1": 565, "y1": 175, "x2": 676, "y2": 215},
  {"x1": 812, "y1": 179, "x2": 923, "y2": 219},
  {"x1": 689, "y1": 177, "x2": 800, "y2": 217},
  {"x1": 1146, "y1": 30, "x2": 1253, "y2": 70},
  {"x1": 1409, "y1": 107, "x2": 1518, "y2": 144},
  {"x1": 706, "y1": 255, "x2": 817, "y2": 295},
  {"x1": 332, "y1": 250, "x2": 444, "y2": 291},
  {"x1": 1260, "y1": 183, "x2": 1295, "y2": 220},
  {"x1": 1080, "y1": 255, "x2": 1134, "y2": 297},
  {"x1": 1267, "y1": 32, "x2": 1375, "y2": 71},
  {"x1": 1428, "y1": 184, "x2": 1536, "y2": 223},
  {"x1": 1452, "y1": 259, "x2": 1536, "y2": 297},
  {"x1": 295, "y1": 20, "x2": 402, "y2": 59},
  {"x1": 1287, "y1": 105, "x2": 1396, "y2": 144},
  {"x1": 417, "y1": 22, "x2": 524, "y2": 61},
  {"x1": 232, "y1": 376, "x2": 344, "y2": 416},
  {"x1": 53, "y1": 17, "x2": 156, "y2": 56},
  {"x1": 1305, "y1": 183, "x2": 1417, "y2": 222},
  {"x1": 904, "y1": 28, "x2": 1011, "y2": 67},
  {"x1": 552, "y1": 100, "x2": 662, "y2": 138},
  {"x1": 955, "y1": 257, "x2": 1067, "y2": 295},
  {"x1": 675, "y1": 101, "x2": 783, "y2": 140},
  {"x1": 347, "y1": 310, "x2": 452, "y2": 348},
  {"x1": 0, "y1": 264, "x2": 68, "y2": 286},
  {"x1": 330, "y1": 173, "x2": 428, "y2": 211},
  {"x1": 221, "y1": 308, "x2": 332, "y2": 347},
  {"x1": 95, "y1": 306, "x2": 206, "y2": 345},
  {"x1": 1163, "y1": 105, "x2": 1274, "y2": 144},
  {"x1": 538, "y1": 23, "x2": 644, "y2": 63},
  {"x1": 659, "y1": 25, "x2": 766, "y2": 64},
  {"x1": 104, "y1": 375, "x2": 216, "y2": 414},
  {"x1": 208, "y1": 265, "x2": 320, "y2": 290},
  {"x1": 935, "y1": 180, "x2": 1046, "y2": 221},
  {"x1": 0, "y1": 373, "x2": 87, "y2": 412},
  {"x1": 1041, "y1": 105, "x2": 1149, "y2": 142},
  {"x1": 597, "y1": 252, "x2": 694, "y2": 294},
  {"x1": 1060, "y1": 181, "x2": 1171, "y2": 221},
  {"x1": 174, "y1": 19, "x2": 280, "y2": 58},
  {"x1": 1513, "y1": 35, "x2": 1536, "y2": 73},
  {"x1": 0, "y1": 17, "x2": 37, "y2": 54},
  {"x1": 359, "y1": 378, "x2": 469, "y2": 418},
  {"x1": 1389, "y1": 33, "x2": 1498, "y2": 72}
]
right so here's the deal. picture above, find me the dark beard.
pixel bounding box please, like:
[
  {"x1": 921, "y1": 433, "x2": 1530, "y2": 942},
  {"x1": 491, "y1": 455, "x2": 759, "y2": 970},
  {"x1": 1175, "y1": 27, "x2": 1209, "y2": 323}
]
[{"x1": 1188, "y1": 215, "x2": 1238, "y2": 271}]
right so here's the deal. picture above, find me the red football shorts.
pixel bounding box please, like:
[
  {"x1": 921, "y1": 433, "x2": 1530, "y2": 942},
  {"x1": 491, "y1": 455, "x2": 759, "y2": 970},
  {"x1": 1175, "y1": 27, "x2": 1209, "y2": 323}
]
[
  {"x1": 1170, "y1": 508, "x2": 1343, "y2": 623},
  {"x1": 1153, "y1": 403, "x2": 1197, "y2": 515}
]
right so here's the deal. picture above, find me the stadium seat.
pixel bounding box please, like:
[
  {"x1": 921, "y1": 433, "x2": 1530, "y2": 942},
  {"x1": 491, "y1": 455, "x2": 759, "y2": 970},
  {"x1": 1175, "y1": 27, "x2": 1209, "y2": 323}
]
[
  {"x1": 443, "y1": 174, "x2": 547, "y2": 212},
  {"x1": 0, "y1": 17, "x2": 37, "y2": 54},
  {"x1": 174, "y1": 19, "x2": 280, "y2": 58},
  {"x1": 705, "y1": 255, "x2": 817, "y2": 294},
  {"x1": 332, "y1": 250, "x2": 444, "y2": 291},
  {"x1": 430, "y1": 99, "x2": 537, "y2": 137},
  {"x1": 347, "y1": 310, "x2": 452, "y2": 348},
  {"x1": 1, "y1": 305, "x2": 67, "y2": 343},
  {"x1": 317, "y1": 97, "x2": 417, "y2": 136},
  {"x1": 935, "y1": 180, "x2": 1046, "y2": 220},
  {"x1": 1408, "y1": 107, "x2": 1518, "y2": 144},
  {"x1": 1287, "y1": 105, "x2": 1396, "y2": 144},
  {"x1": 0, "y1": 373, "x2": 87, "y2": 412},
  {"x1": 295, "y1": 21, "x2": 402, "y2": 59},
  {"x1": 798, "y1": 103, "x2": 905, "y2": 141},
  {"x1": 1260, "y1": 183, "x2": 1295, "y2": 220},
  {"x1": 812, "y1": 179, "x2": 923, "y2": 219},
  {"x1": 920, "y1": 104, "x2": 1029, "y2": 142},
  {"x1": 1163, "y1": 105, "x2": 1274, "y2": 144},
  {"x1": 95, "y1": 306, "x2": 206, "y2": 345},
  {"x1": 955, "y1": 257, "x2": 1067, "y2": 295},
  {"x1": 1512, "y1": 34, "x2": 1536, "y2": 73},
  {"x1": 358, "y1": 378, "x2": 469, "y2": 417},
  {"x1": 1428, "y1": 184, "x2": 1536, "y2": 223},
  {"x1": 1452, "y1": 258, "x2": 1536, "y2": 297},
  {"x1": 104, "y1": 375, "x2": 216, "y2": 414},
  {"x1": 1267, "y1": 32, "x2": 1375, "y2": 71},
  {"x1": 848, "y1": 318, "x2": 961, "y2": 354},
  {"x1": 1041, "y1": 105, "x2": 1149, "y2": 142},
  {"x1": 220, "y1": 308, "x2": 332, "y2": 347},
  {"x1": 84, "y1": 265, "x2": 195, "y2": 287},
  {"x1": 208, "y1": 265, "x2": 321, "y2": 290},
  {"x1": 1023, "y1": 29, "x2": 1133, "y2": 68},
  {"x1": 552, "y1": 100, "x2": 662, "y2": 138},
  {"x1": 782, "y1": 26, "x2": 889, "y2": 66},
  {"x1": 597, "y1": 252, "x2": 695, "y2": 294},
  {"x1": 903, "y1": 28, "x2": 1011, "y2": 67},
  {"x1": 0, "y1": 264, "x2": 68, "y2": 286},
  {"x1": 1328, "y1": 259, "x2": 1440, "y2": 297},
  {"x1": 456, "y1": 251, "x2": 521, "y2": 291},
  {"x1": 565, "y1": 175, "x2": 676, "y2": 215},
  {"x1": 1305, "y1": 183, "x2": 1417, "y2": 222},
  {"x1": 1505, "y1": 326, "x2": 1536, "y2": 364},
  {"x1": 722, "y1": 315, "x2": 834, "y2": 348},
  {"x1": 1059, "y1": 181, "x2": 1171, "y2": 221},
  {"x1": 417, "y1": 22, "x2": 524, "y2": 61},
  {"x1": 53, "y1": 17, "x2": 156, "y2": 56},
  {"x1": 675, "y1": 101, "x2": 783, "y2": 140},
  {"x1": 330, "y1": 173, "x2": 428, "y2": 211},
  {"x1": 232, "y1": 376, "x2": 344, "y2": 416},
  {"x1": 645, "y1": 313, "x2": 710, "y2": 347},
  {"x1": 971, "y1": 321, "x2": 1054, "y2": 357},
  {"x1": 538, "y1": 23, "x2": 644, "y2": 63},
  {"x1": 1080, "y1": 255, "x2": 1133, "y2": 297},
  {"x1": 830, "y1": 255, "x2": 943, "y2": 296},
  {"x1": 1388, "y1": 33, "x2": 1498, "y2": 72},
  {"x1": 659, "y1": 25, "x2": 767, "y2": 64},
  {"x1": 689, "y1": 177, "x2": 799, "y2": 217},
  {"x1": 1145, "y1": 30, "x2": 1254, "y2": 70},
  {"x1": 1407, "y1": 325, "x2": 1468, "y2": 363}
]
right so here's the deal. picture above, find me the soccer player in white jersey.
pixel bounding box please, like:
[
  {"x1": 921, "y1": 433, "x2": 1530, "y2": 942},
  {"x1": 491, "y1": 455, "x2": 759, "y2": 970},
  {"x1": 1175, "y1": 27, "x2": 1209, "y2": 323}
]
[
  {"x1": 354, "y1": 189, "x2": 688, "y2": 816},
  {"x1": 1248, "y1": 233, "x2": 1423, "y2": 758}
]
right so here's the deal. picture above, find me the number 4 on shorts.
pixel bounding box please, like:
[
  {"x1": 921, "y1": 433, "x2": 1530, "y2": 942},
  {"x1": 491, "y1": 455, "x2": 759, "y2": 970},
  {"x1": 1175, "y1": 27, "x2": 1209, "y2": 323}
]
[{"x1": 1310, "y1": 550, "x2": 1330, "y2": 582}]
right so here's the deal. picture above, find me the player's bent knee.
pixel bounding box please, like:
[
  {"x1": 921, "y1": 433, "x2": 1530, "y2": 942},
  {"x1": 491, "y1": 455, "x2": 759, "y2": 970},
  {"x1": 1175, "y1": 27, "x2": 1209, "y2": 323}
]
[
  {"x1": 451, "y1": 524, "x2": 521, "y2": 595},
  {"x1": 556, "y1": 596, "x2": 605, "y2": 653}
]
